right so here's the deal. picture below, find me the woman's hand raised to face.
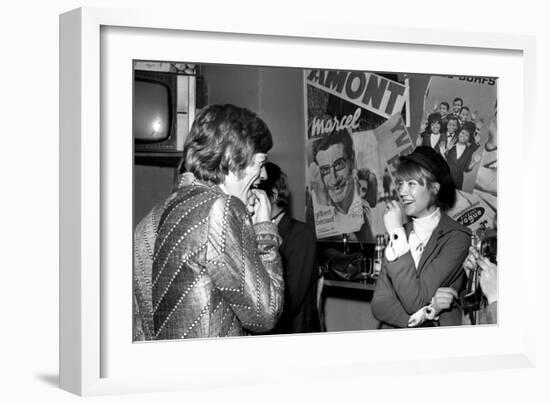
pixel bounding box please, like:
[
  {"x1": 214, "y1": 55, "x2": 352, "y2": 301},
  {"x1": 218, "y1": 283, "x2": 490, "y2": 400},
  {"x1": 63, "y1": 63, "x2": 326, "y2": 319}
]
[
  {"x1": 247, "y1": 188, "x2": 272, "y2": 224},
  {"x1": 383, "y1": 200, "x2": 405, "y2": 232}
]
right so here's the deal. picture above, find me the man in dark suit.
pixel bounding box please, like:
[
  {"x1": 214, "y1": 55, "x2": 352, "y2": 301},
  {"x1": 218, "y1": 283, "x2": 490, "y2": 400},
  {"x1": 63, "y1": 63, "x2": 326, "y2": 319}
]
[{"x1": 256, "y1": 162, "x2": 322, "y2": 334}]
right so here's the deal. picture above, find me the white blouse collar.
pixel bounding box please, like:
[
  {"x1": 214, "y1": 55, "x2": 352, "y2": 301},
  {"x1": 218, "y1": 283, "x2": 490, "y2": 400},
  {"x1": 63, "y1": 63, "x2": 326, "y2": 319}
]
[{"x1": 412, "y1": 208, "x2": 441, "y2": 238}]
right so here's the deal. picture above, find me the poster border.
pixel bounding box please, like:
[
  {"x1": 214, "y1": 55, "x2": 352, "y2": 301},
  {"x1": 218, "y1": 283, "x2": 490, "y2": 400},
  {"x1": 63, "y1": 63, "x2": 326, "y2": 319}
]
[{"x1": 59, "y1": 6, "x2": 536, "y2": 396}]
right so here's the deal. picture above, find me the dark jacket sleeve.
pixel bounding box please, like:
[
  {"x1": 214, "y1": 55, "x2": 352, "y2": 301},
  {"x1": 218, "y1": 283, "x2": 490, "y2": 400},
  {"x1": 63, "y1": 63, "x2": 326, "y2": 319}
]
[
  {"x1": 385, "y1": 229, "x2": 470, "y2": 314},
  {"x1": 371, "y1": 262, "x2": 411, "y2": 328},
  {"x1": 282, "y1": 223, "x2": 317, "y2": 315},
  {"x1": 205, "y1": 196, "x2": 284, "y2": 332}
]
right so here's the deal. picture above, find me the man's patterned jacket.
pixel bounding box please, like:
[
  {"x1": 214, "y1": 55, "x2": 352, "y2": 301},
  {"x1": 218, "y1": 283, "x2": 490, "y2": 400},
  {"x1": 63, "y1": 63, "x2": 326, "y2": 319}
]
[{"x1": 133, "y1": 174, "x2": 284, "y2": 340}]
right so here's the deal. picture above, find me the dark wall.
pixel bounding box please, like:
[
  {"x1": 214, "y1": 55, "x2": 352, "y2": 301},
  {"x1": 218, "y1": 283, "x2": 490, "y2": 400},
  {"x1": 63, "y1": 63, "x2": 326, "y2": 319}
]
[
  {"x1": 133, "y1": 165, "x2": 176, "y2": 225},
  {"x1": 201, "y1": 64, "x2": 261, "y2": 112},
  {"x1": 258, "y1": 67, "x2": 306, "y2": 221}
]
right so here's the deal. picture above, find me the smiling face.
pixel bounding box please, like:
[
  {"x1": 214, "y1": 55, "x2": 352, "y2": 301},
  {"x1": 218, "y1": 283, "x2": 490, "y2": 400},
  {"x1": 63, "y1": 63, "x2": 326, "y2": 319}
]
[
  {"x1": 446, "y1": 119, "x2": 458, "y2": 135},
  {"x1": 430, "y1": 120, "x2": 441, "y2": 134},
  {"x1": 246, "y1": 153, "x2": 268, "y2": 186},
  {"x1": 453, "y1": 99, "x2": 463, "y2": 114},
  {"x1": 459, "y1": 108, "x2": 470, "y2": 122},
  {"x1": 316, "y1": 143, "x2": 355, "y2": 212},
  {"x1": 224, "y1": 153, "x2": 267, "y2": 202},
  {"x1": 438, "y1": 103, "x2": 449, "y2": 117},
  {"x1": 398, "y1": 176, "x2": 438, "y2": 219},
  {"x1": 458, "y1": 129, "x2": 470, "y2": 144}
]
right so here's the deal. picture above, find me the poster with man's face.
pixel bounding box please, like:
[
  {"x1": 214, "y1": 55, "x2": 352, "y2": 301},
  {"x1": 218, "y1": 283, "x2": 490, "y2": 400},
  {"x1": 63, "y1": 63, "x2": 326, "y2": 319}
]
[
  {"x1": 304, "y1": 69, "x2": 409, "y2": 242},
  {"x1": 308, "y1": 128, "x2": 365, "y2": 240}
]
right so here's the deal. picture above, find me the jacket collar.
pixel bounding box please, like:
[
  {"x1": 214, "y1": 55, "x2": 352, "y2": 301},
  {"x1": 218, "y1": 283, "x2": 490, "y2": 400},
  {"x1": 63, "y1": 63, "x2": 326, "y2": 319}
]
[
  {"x1": 174, "y1": 172, "x2": 225, "y2": 195},
  {"x1": 405, "y1": 213, "x2": 469, "y2": 273}
]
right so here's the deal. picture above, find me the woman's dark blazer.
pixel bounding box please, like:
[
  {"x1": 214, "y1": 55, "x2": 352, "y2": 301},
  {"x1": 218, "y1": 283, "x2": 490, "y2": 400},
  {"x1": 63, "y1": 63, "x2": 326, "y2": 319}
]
[{"x1": 371, "y1": 214, "x2": 470, "y2": 328}]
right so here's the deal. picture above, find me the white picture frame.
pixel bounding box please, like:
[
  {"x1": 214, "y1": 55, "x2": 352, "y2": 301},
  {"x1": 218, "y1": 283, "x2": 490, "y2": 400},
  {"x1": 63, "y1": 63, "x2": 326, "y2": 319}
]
[{"x1": 60, "y1": 6, "x2": 536, "y2": 396}]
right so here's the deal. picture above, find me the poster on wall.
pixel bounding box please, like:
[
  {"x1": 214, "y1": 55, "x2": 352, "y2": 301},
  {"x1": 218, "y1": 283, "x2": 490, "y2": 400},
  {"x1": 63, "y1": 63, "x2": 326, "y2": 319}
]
[
  {"x1": 304, "y1": 69, "x2": 498, "y2": 242},
  {"x1": 422, "y1": 75, "x2": 498, "y2": 233},
  {"x1": 304, "y1": 69, "x2": 409, "y2": 243}
]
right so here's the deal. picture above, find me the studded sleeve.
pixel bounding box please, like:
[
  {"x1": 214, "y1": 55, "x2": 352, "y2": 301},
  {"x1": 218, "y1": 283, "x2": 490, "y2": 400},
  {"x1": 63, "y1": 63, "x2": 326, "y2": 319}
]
[{"x1": 205, "y1": 195, "x2": 284, "y2": 332}]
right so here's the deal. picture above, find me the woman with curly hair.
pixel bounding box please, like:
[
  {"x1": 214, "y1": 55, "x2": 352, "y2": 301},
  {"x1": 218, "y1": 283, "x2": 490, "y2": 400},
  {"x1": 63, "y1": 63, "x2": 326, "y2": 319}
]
[{"x1": 416, "y1": 112, "x2": 446, "y2": 155}]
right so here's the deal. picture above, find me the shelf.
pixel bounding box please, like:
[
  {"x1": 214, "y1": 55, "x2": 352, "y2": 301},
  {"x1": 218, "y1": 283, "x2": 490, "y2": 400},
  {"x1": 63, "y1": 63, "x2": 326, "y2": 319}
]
[
  {"x1": 323, "y1": 279, "x2": 376, "y2": 292},
  {"x1": 134, "y1": 152, "x2": 183, "y2": 167}
]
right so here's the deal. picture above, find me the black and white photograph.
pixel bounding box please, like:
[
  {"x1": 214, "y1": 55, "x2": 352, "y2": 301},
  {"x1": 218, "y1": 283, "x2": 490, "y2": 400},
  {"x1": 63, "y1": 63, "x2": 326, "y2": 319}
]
[
  {"x1": 5, "y1": 0, "x2": 545, "y2": 401},
  {"x1": 132, "y1": 61, "x2": 498, "y2": 341}
]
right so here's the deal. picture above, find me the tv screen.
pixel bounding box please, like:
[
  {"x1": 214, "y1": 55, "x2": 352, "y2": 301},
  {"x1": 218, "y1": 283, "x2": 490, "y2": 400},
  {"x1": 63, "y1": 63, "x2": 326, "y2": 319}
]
[{"x1": 133, "y1": 79, "x2": 172, "y2": 143}]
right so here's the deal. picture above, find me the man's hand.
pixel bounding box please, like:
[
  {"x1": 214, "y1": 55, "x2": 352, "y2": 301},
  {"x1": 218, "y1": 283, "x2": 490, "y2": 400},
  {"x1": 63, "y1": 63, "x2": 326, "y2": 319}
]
[
  {"x1": 439, "y1": 142, "x2": 447, "y2": 157},
  {"x1": 409, "y1": 287, "x2": 457, "y2": 327},
  {"x1": 478, "y1": 257, "x2": 498, "y2": 304},
  {"x1": 247, "y1": 189, "x2": 271, "y2": 224},
  {"x1": 462, "y1": 245, "x2": 480, "y2": 278},
  {"x1": 430, "y1": 287, "x2": 458, "y2": 316}
]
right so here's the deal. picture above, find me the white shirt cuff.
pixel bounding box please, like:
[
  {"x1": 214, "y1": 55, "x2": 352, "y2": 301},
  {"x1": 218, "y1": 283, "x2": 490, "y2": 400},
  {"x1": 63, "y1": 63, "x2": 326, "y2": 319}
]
[
  {"x1": 408, "y1": 299, "x2": 438, "y2": 327},
  {"x1": 385, "y1": 227, "x2": 409, "y2": 262}
]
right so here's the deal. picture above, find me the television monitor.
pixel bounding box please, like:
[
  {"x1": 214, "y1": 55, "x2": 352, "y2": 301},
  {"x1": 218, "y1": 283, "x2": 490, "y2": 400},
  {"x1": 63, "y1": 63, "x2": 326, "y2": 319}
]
[{"x1": 133, "y1": 69, "x2": 194, "y2": 155}]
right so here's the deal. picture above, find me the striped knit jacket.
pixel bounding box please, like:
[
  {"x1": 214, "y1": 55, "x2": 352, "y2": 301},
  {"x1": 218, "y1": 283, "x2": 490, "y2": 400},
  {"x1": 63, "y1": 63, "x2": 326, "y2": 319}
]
[{"x1": 133, "y1": 175, "x2": 284, "y2": 341}]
